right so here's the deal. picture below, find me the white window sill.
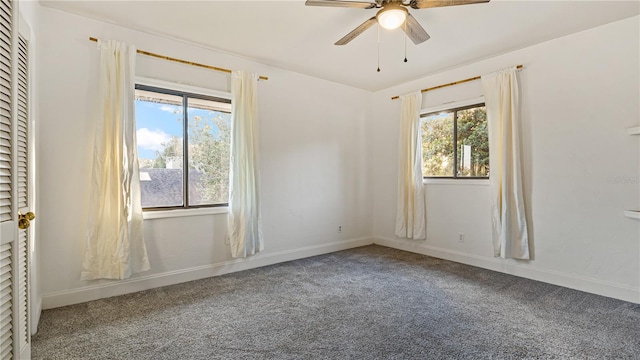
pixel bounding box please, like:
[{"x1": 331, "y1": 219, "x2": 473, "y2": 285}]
[
  {"x1": 424, "y1": 178, "x2": 490, "y2": 186},
  {"x1": 143, "y1": 207, "x2": 228, "y2": 220}
]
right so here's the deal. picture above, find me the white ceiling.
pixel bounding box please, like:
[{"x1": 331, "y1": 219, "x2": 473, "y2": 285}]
[{"x1": 40, "y1": 0, "x2": 639, "y2": 91}]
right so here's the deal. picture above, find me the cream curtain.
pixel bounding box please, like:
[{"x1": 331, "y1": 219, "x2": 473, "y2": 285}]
[
  {"x1": 228, "y1": 70, "x2": 264, "y2": 258},
  {"x1": 82, "y1": 40, "x2": 150, "y2": 280},
  {"x1": 481, "y1": 67, "x2": 530, "y2": 259},
  {"x1": 395, "y1": 92, "x2": 426, "y2": 239}
]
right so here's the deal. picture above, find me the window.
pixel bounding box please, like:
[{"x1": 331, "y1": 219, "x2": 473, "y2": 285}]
[
  {"x1": 135, "y1": 85, "x2": 231, "y2": 209},
  {"x1": 421, "y1": 103, "x2": 489, "y2": 178}
]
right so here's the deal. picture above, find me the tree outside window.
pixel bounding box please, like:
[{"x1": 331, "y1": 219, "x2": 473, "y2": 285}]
[{"x1": 421, "y1": 104, "x2": 489, "y2": 178}]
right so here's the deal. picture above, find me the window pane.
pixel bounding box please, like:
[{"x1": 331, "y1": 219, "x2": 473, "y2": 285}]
[
  {"x1": 135, "y1": 90, "x2": 184, "y2": 208},
  {"x1": 456, "y1": 106, "x2": 489, "y2": 177},
  {"x1": 422, "y1": 112, "x2": 454, "y2": 177},
  {"x1": 187, "y1": 97, "x2": 231, "y2": 206}
]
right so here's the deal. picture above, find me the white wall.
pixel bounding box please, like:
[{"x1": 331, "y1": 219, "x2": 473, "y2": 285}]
[
  {"x1": 372, "y1": 16, "x2": 640, "y2": 303},
  {"x1": 37, "y1": 7, "x2": 373, "y2": 309}
]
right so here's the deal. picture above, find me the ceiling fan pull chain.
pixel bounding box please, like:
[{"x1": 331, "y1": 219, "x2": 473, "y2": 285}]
[
  {"x1": 377, "y1": 25, "x2": 381, "y2": 72},
  {"x1": 404, "y1": 21, "x2": 408, "y2": 63}
]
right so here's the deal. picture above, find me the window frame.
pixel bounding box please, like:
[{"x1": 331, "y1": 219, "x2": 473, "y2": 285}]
[
  {"x1": 420, "y1": 97, "x2": 489, "y2": 180},
  {"x1": 134, "y1": 79, "x2": 232, "y2": 212}
]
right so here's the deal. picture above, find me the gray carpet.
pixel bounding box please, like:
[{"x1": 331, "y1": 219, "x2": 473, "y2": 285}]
[{"x1": 33, "y1": 245, "x2": 640, "y2": 359}]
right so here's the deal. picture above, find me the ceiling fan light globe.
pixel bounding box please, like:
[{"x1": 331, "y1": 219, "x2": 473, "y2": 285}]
[{"x1": 377, "y1": 8, "x2": 407, "y2": 30}]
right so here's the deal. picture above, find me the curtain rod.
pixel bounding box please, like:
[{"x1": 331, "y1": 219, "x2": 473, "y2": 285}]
[
  {"x1": 391, "y1": 64, "x2": 522, "y2": 100},
  {"x1": 89, "y1": 37, "x2": 269, "y2": 81}
]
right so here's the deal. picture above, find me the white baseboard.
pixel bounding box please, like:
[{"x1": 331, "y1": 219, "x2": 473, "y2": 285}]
[
  {"x1": 42, "y1": 236, "x2": 639, "y2": 309},
  {"x1": 42, "y1": 237, "x2": 374, "y2": 309},
  {"x1": 374, "y1": 237, "x2": 640, "y2": 304}
]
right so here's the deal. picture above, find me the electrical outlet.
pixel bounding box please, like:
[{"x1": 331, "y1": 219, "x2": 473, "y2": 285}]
[
  {"x1": 458, "y1": 233, "x2": 464, "y2": 243},
  {"x1": 225, "y1": 235, "x2": 230, "y2": 245},
  {"x1": 337, "y1": 225, "x2": 342, "y2": 233}
]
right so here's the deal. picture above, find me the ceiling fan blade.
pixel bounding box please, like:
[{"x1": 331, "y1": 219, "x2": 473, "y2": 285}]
[
  {"x1": 335, "y1": 17, "x2": 377, "y2": 45},
  {"x1": 410, "y1": 0, "x2": 490, "y2": 9},
  {"x1": 402, "y1": 13, "x2": 430, "y2": 44},
  {"x1": 305, "y1": 0, "x2": 377, "y2": 9}
]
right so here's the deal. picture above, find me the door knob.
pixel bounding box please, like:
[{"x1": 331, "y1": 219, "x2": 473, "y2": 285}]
[
  {"x1": 18, "y1": 211, "x2": 35, "y2": 229},
  {"x1": 18, "y1": 218, "x2": 30, "y2": 229}
]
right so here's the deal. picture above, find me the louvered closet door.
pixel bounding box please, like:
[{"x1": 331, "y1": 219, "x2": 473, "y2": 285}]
[
  {"x1": 15, "y1": 28, "x2": 30, "y2": 360},
  {"x1": 0, "y1": 0, "x2": 14, "y2": 358},
  {"x1": 0, "y1": 1, "x2": 30, "y2": 359}
]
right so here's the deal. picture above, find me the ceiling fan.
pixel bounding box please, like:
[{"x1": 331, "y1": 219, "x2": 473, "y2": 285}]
[{"x1": 305, "y1": 0, "x2": 490, "y2": 46}]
